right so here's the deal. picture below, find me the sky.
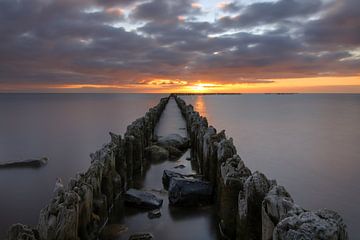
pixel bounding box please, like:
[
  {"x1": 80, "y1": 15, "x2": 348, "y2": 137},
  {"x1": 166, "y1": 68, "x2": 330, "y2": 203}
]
[{"x1": 0, "y1": 0, "x2": 359, "y2": 93}]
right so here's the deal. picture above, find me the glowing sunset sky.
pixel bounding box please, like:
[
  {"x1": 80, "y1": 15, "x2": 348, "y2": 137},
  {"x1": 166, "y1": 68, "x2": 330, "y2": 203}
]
[{"x1": 0, "y1": 0, "x2": 359, "y2": 93}]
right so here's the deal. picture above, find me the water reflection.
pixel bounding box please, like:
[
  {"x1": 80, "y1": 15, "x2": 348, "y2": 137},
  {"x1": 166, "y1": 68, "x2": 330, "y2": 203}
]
[
  {"x1": 195, "y1": 96, "x2": 207, "y2": 118},
  {"x1": 105, "y1": 99, "x2": 219, "y2": 240}
]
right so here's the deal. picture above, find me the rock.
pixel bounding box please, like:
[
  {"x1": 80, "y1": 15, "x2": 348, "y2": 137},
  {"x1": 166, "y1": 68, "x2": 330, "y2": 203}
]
[
  {"x1": 262, "y1": 185, "x2": 304, "y2": 240},
  {"x1": 128, "y1": 233, "x2": 153, "y2": 240},
  {"x1": 166, "y1": 145, "x2": 183, "y2": 159},
  {"x1": 6, "y1": 224, "x2": 39, "y2": 240},
  {"x1": 144, "y1": 145, "x2": 169, "y2": 162},
  {"x1": 124, "y1": 189, "x2": 163, "y2": 209},
  {"x1": 162, "y1": 170, "x2": 200, "y2": 190},
  {"x1": 148, "y1": 209, "x2": 161, "y2": 219},
  {"x1": 0, "y1": 157, "x2": 48, "y2": 169},
  {"x1": 157, "y1": 134, "x2": 189, "y2": 150},
  {"x1": 273, "y1": 209, "x2": 348, "y2": 240},
  {"x1": 162, "y1": 170, "x2": 185, "y2": 190},
  {"x1": 168, "y1": 177, "x2": 213, "y2": 206},
  {"x1": 174, "y1": 164, "x2": 185, "y2": 169},
  {"x1": 100, "y1": 224, "x2": 128, "y2": 240}
]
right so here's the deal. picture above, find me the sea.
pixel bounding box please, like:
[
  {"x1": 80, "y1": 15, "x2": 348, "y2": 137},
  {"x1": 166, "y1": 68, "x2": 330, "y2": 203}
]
[{"x1": 0, "y1": 93, "x2": 359, "y2": 238}]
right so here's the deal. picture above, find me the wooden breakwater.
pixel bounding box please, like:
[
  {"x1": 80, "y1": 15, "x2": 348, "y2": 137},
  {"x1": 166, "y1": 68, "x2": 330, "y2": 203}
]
[
  {"x1": 174, "y1": 95, "x2": 348, "y2": 240},
  {"x1": 6, "y1": 94, "x2": 348, "y2": 240}
]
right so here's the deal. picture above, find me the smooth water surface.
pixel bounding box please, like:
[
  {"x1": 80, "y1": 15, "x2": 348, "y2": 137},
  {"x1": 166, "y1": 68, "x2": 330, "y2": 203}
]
[
  {"x1": 1, "y1": 93, "x2": 359, "y2": 239},
  {"x1": 0, "y1": 93, "x2": 166, "y2": 237},
  {"x1": 106, "y1": 98, "x2": 218, "y2": 240},
  {"x1": 183, "y1": 94, "x2": 360, "y2": 238}
]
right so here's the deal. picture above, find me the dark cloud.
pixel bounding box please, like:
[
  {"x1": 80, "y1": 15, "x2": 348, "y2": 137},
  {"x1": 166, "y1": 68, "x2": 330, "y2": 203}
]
[
  {"x1": 95, "y1": 0, "x2": 139, "y2": 7},
  {"x1": 218, "y1": 0, "x2": 323, "y2": 28},
  {"x1": 304, "y1": 0, "x2": 360, "y2": 48},
  {"x1": 130, "y1": 0, "x2": 200, "y2": 23},
  {"x1": 0, "y1": 0, "x2": 359, "y2": 90},
  {"x1": 219, "y1": 1, "x2": 242, "y2": 13}
]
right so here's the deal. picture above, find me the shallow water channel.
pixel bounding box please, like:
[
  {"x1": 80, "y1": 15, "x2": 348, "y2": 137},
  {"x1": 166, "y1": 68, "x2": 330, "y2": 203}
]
[{"x1": 104, "y1": 99, "x2": 219, "y2": 240}]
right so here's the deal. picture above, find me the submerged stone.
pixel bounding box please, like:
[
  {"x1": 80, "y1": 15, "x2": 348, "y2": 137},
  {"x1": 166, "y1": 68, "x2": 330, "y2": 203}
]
[
  {"x1": 0, "y1": 157, "x2": 48, "y2": 169},
  {"x1": 162, "y1": 170, "x2": 184, "y2": 190},
  {"x1": 145, "y1": 145, "x2": 169, "y2": 162},
  {"x1": 124, "y1": 189, "x2": 163, "y2": 209},
  {"x1": 128, "y1": 233, "x2": 153, "y2": 240},
  {"x1": 148, "y1": 209, "x2": 161, "y2": 219},
  {"x1": 174, "y1": 164, "x2": 186, "y2": 169},
  {"x1": 168, "y1": 177, "x2": 213, "y2": 206},
  {"x1": 157, "y1": 133, "x2": 189, "y2": 150}
]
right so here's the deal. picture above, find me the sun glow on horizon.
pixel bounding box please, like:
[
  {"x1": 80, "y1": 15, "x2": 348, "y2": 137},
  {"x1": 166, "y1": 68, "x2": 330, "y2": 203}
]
[
  {"x1": 189, "y1": 83, "x2": 219, "y2": 92},
  {"x1": 1, "y1": 76, "x2": 359, "y2": 93}
]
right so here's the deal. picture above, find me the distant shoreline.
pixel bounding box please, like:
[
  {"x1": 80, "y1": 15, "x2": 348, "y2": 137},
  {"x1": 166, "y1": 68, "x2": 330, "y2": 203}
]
[
  {"x1": 172, "y1": 92, "x2": 298, "y2": 95},
  {"x1": 2, "y1": 92, "x2": 360, "y2": 95}
]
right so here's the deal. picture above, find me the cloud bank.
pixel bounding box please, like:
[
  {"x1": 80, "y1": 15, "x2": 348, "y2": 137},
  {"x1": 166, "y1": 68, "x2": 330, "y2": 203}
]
[{"x1": 0, "y1": 0, "x2": 359, "y2": 91}]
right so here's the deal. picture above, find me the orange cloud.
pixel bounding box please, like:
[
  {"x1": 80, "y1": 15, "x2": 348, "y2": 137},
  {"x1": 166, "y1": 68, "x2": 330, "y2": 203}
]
[{"x1": 1, "y1": 76, "x2": 359, "y2": 93}]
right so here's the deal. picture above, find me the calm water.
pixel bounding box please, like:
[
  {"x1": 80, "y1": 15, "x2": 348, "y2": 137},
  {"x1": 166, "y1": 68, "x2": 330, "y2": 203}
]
[
  {"x1": 0, "y1": 94, "x2": 359, "y2": 239},
  {"x1": 105, "y1": 98, "x2": 218, "y2": 240},
  {"x1": 183, "y1": 94, "x2": 360, "y2": 239},
  {"x1": 0, "y1": 93, "x2": 166, "y2": 237}
]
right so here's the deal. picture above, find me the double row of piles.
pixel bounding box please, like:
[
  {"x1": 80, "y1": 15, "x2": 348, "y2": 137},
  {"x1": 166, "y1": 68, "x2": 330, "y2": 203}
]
[
  {"x1": 174, "y1": 95, "x2": 348, "y2": 240},
  {"x1": 6, "y1": 97, "x2": 169, "y2": 240}
]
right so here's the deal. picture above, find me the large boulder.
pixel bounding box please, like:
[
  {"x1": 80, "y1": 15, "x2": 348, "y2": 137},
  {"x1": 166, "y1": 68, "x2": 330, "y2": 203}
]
[
  {"x1": 273, "y1": 209, "x2": 348, "y2": 240},
  {"x1": 6, "y1": 224, "x2": 39, "y2": 240},
  {"x1": 168, "y1": 177, "x2": 213, "y2": 206},
  {"x1": 157, "y1": 134, "x2": 189, "y2": 150},
  {"x1": 124, "y1": 189, "x2": 163, "y2": 209},
  {"x1": 166, "y1": 146, "x2": 183, "y2": 159},
  {"x1": 162, "y1": 170, "x2": 185, "y2": 190},
  {"x1": 145, "y1": 145, "x2": 169, "y2": 162},
  {"x1": 129, "y1": 233, "x2": 154, "y2": 240},
  {"x1": 162, "y1": 170, "x2": 202, "y2": 190}
]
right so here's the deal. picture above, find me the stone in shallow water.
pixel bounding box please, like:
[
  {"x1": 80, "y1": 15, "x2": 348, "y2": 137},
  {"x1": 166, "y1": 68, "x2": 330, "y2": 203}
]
[
  {"x1": 144, "y1": 145, "x2": 169, "y2": 162},
  {"x1": 174, "y1": 164, "x2": 186, "y2": 169},
  {"x1": 148, "y1": 209, "x2": 161, "y2": 219},
  {"x1": 162, "y1": 170, "x2": 185, "y2": 190},
  {"x1": 157, "y1": 134, "x2": 189, "y2": 150},
  {"x1": 128, "y1": 233, "x2": 153, "y2": 240},
  {"x1": 124, "y1": 189, "x2": 163, "y2": 209},
  {"x1": 168, "y1": 177, "x2": 213, "y2": 206},
  {"x1": 166, "y1": 146, "x2": 183, "y2": 159},
  {"x1": 0, "y1": 157, "x2": 48, "y2": 169}
]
